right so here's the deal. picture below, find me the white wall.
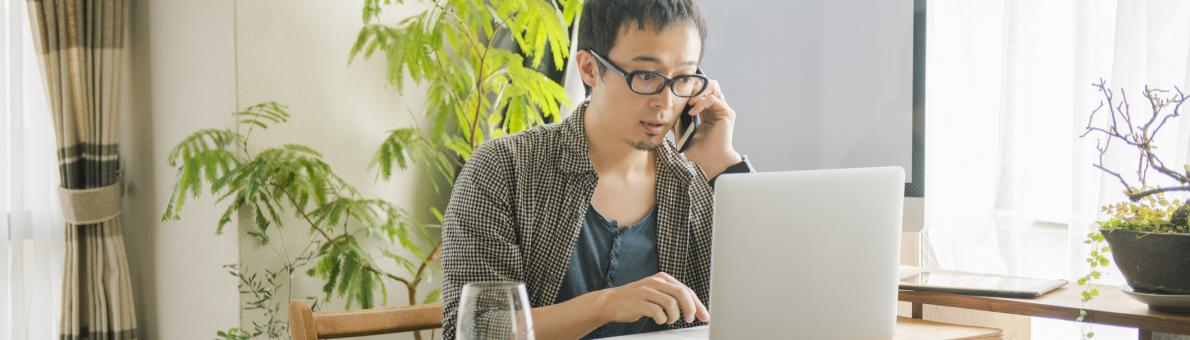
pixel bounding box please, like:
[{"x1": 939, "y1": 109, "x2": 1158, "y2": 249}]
[
  {"x1": 697, "y1": 0, "x2": 914, "y2": 175},
  {"x1": 123, "y1": 0, "x2": 242, "y2": 339}
]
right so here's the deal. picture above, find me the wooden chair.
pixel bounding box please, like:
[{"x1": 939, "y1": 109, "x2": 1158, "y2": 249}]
[{"x1": 288, "y1": 300, "x2": 444, "y2": 339}]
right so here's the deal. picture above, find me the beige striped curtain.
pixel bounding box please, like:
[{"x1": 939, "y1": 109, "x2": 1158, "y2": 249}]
[{"x1": 25, "y1": 0, "x2": 138, "y2": 339}]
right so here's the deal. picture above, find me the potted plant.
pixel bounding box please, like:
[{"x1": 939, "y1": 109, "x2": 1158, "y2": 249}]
[
  {"x1": 1079, "y1": 80, "x2": 1190, "y2": 314},
  {"x1": 163, "y1": 0, "x2": 583, "y2": 338}
]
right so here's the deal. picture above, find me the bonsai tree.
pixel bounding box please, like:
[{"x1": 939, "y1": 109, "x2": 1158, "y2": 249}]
[
  {"x1": 1082, "y1": 80, "x2": 1190, "y2": 233},
  {"x1": 1076, "y1": 79, "x2": 1189, "y2": 338}
]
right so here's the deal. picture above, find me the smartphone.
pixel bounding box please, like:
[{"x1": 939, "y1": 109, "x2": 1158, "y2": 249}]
[
  {"x1": 675, "y1": 104, "x2": 699, "y2": 153},
  {"x1": 675, "y1": 68, "x2": 705, "y2": 153}
]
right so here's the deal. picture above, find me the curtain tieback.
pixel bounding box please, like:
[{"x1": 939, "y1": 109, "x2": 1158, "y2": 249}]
[{"x1": 58, "y1": 177, "x2": 123, "y2": 225}]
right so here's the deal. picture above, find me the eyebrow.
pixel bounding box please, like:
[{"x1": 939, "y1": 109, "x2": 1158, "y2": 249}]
[{"x1": 631, "y1": 55, "x2": 699, "y2": 67}]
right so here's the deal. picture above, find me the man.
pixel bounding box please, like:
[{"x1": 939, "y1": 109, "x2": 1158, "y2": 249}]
[{"x1": 442, "y1": 0, "x2": 753, "y2": 338}]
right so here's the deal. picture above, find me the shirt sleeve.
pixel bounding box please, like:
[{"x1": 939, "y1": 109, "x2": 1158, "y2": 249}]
[
  {"x1": 709, "y1": 154, "x2": 756, "y2": 189},
  {"x1": 441, "y1": 141, "x2": 525, "y2": 340}
]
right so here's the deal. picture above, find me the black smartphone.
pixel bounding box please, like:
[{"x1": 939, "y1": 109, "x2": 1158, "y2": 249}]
[
  {"x1": 675, "y1": 68, "x2": 705, "y2": 153},
  {"x1": 675, "y1": 104, "x2": 698, "y2": 153}
]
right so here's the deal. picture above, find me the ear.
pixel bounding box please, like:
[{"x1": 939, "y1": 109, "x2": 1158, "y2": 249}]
[{"x1": 575, "y1": 50, "x2": 600, "y2": 90}]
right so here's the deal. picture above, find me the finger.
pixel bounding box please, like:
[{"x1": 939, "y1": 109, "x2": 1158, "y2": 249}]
[
  {"x1": 667, "y1": 283, "x2": 698, "y2": 323},
  {"x1": 642, "y1": 286, "x2": 681, "y2": 324},
  {"x1": 654, "y1": 272, "x2": 683, "y2": 286},
  {"x1": 650, "y1": 275, "x2": 697, "y2": 323},
  {"x1": 715, "y1": 84, "x2": 726, "y2": 101},
  {"x1": 654, "y1": 273, "x2": 705, "y2": 323},
  {"x1": 698, "y1": 78, "x2": 716, "y2": 92},
  {"x1": 689, "y1": 96, "x2": 718, "y2": 116},
  {"x1": 701, "y1": 79, "x2": 722, "y2": 100},
  {"x1": 680, "y1": 290, "x2": 699, "y2": 323},
  {"x1": 682, "y1": 97, "x2": 700, "y2": 116},
  {"x1": 645, "y1": 303, "x2": 668, "y2": 325},
  {"x1": 680, "y1": 285, "x2": 704, "y2": 323},
  {"x1": 690, "y1": 286, "x2": 710, "y2": 322}
]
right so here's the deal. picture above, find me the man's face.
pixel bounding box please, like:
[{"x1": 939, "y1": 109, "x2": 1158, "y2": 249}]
[{"x1": 582, "y1": 22, "x2": 702, "y2": 150}]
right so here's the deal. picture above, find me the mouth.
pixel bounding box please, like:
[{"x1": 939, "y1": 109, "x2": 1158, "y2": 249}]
[{"x1": 640, "y1": 121, "x2": 668, "y2": 135}]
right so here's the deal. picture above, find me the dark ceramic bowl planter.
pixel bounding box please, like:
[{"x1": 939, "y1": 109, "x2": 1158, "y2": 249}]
[{"x1": 1101, "y1": 228, "x2": 1190, "y2": 295}]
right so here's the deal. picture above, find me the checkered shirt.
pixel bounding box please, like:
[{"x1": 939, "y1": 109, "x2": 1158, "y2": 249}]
[{"x1": 441, "y1": 102, "x2": 731, "y2": 339}]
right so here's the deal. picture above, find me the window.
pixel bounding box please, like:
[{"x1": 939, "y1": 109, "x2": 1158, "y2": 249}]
[{"x1": 2, "y1": 1, "x2": 64, "y2": 339}]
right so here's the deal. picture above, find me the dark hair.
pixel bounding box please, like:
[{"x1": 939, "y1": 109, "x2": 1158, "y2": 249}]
[{"x1": 577, "y1": 0, "x2": 708, "y2": 94}]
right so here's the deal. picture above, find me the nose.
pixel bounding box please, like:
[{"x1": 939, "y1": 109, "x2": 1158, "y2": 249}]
[{"x1": 649, "y1": 87, "x2": 677, "y2": 114}]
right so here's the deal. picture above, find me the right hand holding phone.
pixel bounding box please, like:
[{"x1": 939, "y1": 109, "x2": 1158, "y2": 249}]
[{"x1": 680, "y1": 79, "x2": 742, "y2": 179}]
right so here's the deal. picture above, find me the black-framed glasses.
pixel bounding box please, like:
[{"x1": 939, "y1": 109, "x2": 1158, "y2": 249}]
[{"x1": 588, "y1": 50, "x2": 709, "y2": 97}]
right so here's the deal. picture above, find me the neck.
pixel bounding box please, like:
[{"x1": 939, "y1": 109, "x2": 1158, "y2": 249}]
[{"x1": 583, "y1": 104, "x2": 654, "y2": 176}]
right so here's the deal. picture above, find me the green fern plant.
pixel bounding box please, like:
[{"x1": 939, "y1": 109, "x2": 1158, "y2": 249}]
[
  {"x1": 351, "y1": 1, "x2": 582, "y2": 335},
  {"x1": 162, "y1": 103, "x2": 440, "y2": 339},
  {"x1": 353, "y1": 0, "x2": 581, "y2": 187},
  {"x1": 164, "y1": 0, "x2": 581, "y2": 338}
]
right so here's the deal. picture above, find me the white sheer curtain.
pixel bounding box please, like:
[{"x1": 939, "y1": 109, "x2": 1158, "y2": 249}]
[
  {"x1": 924, "y1": 0, "x2": 1190, "y2": 338},
  {"x1": 2, "y1": 0, "x2": 65, "y2": 339}
]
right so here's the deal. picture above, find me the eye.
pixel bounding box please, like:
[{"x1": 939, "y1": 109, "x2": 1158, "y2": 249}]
[{"x1": 638, "y1": 73, "x2": 658, "y2": 81}]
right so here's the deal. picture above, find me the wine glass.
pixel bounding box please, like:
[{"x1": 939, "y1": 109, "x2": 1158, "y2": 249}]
[{"x1": 455, "y1": 281, "x2": 535, "y2": 340}]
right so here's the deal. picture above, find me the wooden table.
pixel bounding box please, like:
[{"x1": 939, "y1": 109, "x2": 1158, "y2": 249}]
[
  {"x1": 896, "y1": 317, "x2": 1003, "y2": 339},
  {"x1": 899, "y1": 268, "x2": 1190, "y2": 340},
  {"x1": 602, "y1": 317, "x2": 1002, "y2": 339}
]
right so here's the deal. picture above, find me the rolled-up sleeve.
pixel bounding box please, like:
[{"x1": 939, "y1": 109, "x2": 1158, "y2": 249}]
[{"x1": 709, "y1": 155, "x2": 756, "y2": 188}]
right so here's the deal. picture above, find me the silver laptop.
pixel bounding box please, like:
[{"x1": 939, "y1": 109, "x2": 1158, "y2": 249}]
[
  {"x1": 708, "y1": 167, "x2": 905, "y2": 339},
  {"x1": 603, "y1": 167, "x2": 905, "y2": 340}
]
